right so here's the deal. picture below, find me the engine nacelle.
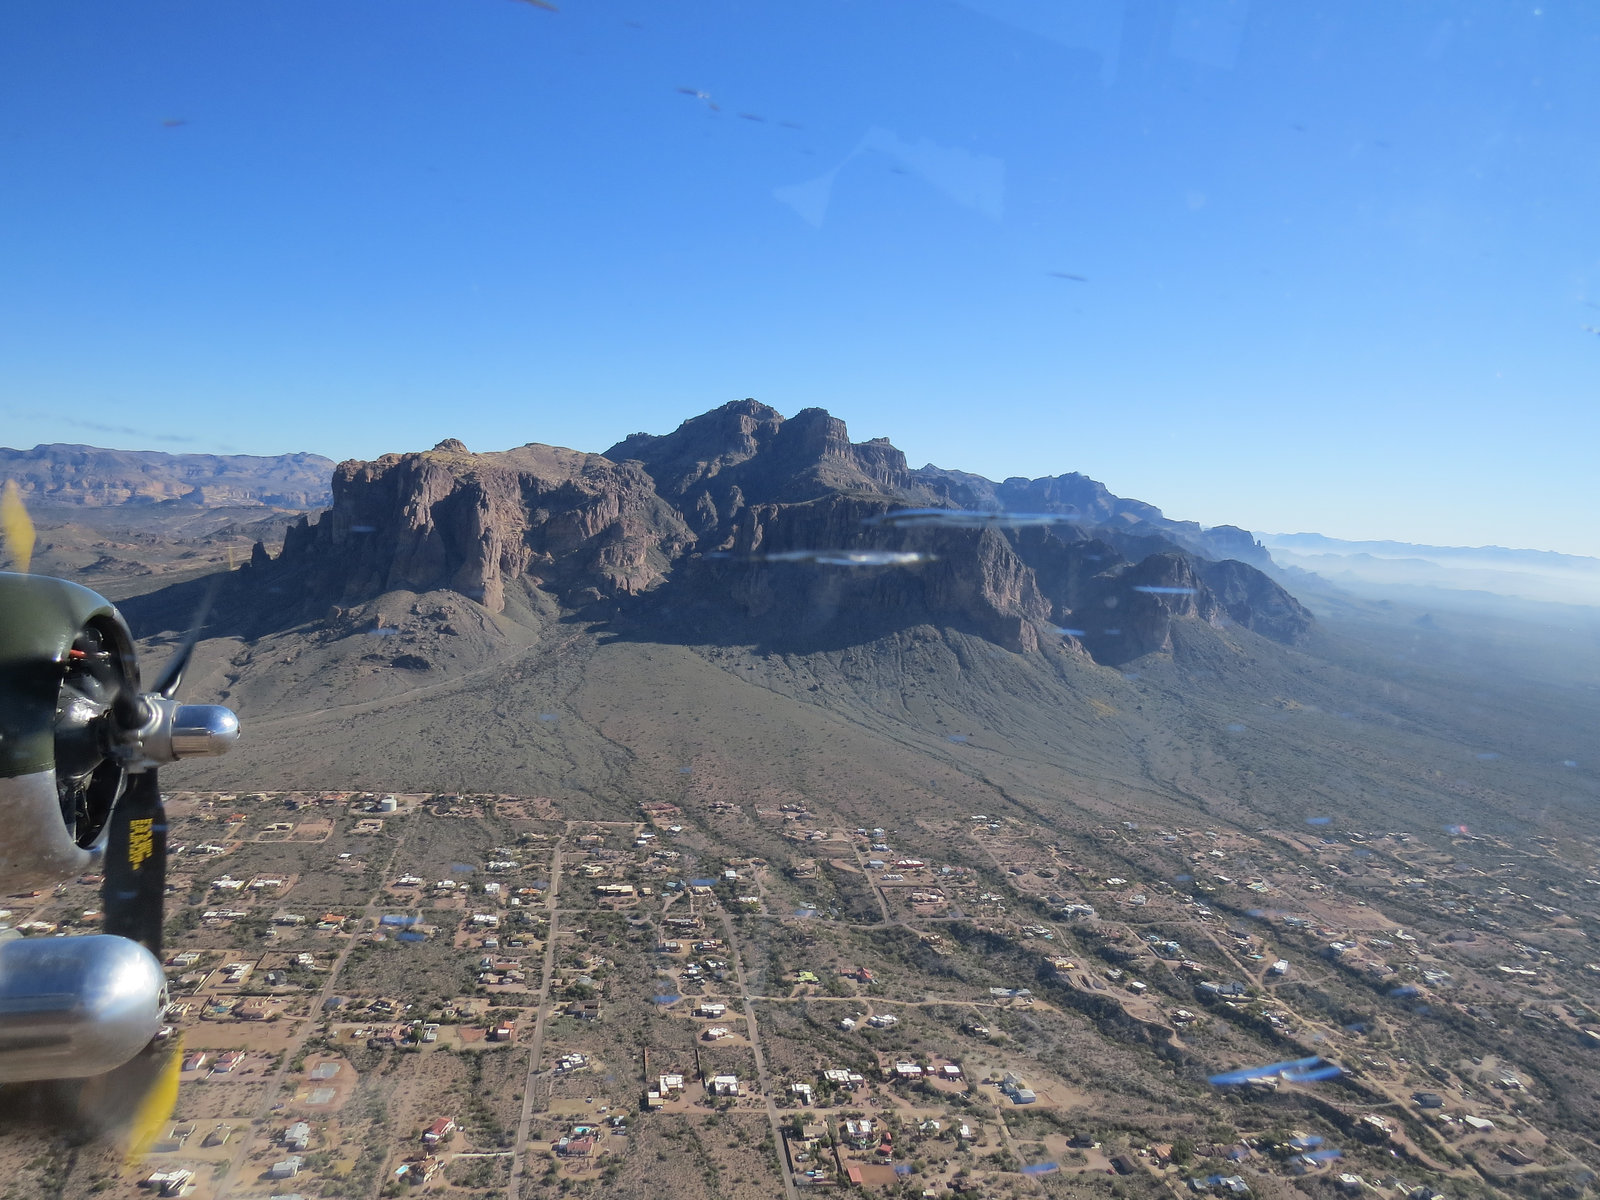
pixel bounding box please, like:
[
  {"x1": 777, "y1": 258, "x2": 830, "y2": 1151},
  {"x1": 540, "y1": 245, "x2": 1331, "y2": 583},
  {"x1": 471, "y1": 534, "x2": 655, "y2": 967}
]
[
  {"x1": 0, "y1": 571, "x2": 238, "y2": 896},
  {"x1": 0, "y1": 934, "x2": 167, "y2": 1083}
]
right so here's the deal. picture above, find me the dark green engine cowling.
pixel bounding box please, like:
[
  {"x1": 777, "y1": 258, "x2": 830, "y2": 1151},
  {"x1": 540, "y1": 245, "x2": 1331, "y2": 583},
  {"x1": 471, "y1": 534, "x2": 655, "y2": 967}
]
[
  {"x1": 0, "y1": 571, "x2": 140, "y2": 777},
  {"x1": 0, "y1": 571, "x2": 144, "y2": 889},
  {"x1": 0, "y1": 569, "x2": 238, "y2": 910}
]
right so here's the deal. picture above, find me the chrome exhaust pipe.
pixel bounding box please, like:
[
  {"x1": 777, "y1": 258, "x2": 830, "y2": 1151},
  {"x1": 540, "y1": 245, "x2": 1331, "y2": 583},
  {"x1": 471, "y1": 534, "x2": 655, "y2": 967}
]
[{"x1": 0, "y1": 934, "x2": 166, "y2": 1083}]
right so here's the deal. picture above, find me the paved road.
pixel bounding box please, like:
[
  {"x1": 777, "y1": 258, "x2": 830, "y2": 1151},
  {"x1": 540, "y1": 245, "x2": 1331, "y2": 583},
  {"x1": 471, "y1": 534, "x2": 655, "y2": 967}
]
[
  {"x1": 507, "y1": 832, "x2": 565, "y2": 1200},
  {"x1": 213, "y1": 807, "x2": 420, "y2": 1200},
  {"x1": 717, "y1": 907, "x2": 799, "y2": 1200},
  {"x1": 851, "y1": 841, "x2": 893, "y2": 924}
]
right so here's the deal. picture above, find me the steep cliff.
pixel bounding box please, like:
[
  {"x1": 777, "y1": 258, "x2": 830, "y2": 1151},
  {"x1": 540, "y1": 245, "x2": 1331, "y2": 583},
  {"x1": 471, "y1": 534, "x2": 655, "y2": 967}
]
[
  {"x1": 270, "y1": 440, "x2": 692, "y2": 613},
  {"x1": 695, "y1": 494, "x2": 1053, "y2": 651},
  {"x1": 606, "y1": 399, "x2": 913, "y2": 542},
  {"x1": 247, "y1": 402, "x2": 1310, "y2": 664}
]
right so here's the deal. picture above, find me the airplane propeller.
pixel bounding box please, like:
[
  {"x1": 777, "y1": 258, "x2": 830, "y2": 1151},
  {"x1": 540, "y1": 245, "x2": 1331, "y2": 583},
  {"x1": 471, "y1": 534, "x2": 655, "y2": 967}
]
[
  {"x1": 1, "y1": 483, "x2": 235, "y2": 1147},
  {"x1": 99, "y1": 574, "x2": 229, "y2": 958}
]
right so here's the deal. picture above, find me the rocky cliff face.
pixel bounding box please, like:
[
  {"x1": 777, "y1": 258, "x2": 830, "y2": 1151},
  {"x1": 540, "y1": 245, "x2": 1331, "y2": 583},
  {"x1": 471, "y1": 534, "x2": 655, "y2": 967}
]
[
  {"x1": 695, "y1": 494, "x2": 1053, "y2": 651},
  {"x1": 914, "y1": 465, "x2": 1166, "y2": 527},
  {"x1": 270, "y1": 440, "x2": 691, "y2": 613},
  {"x1": 251, "y1": 401, "x2": 1310, "y2": 662},
  {"x1": 606, "y1": 400, "x2": 913, "y2": 541},
  {"x1": 1025, "y1": 548, "x2": 1313, "y2": 665}
]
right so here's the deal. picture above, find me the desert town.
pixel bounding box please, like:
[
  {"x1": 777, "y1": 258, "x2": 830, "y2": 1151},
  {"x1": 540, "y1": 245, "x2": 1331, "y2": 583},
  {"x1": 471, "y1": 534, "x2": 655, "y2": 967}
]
[{"x1": 4, "y1": 787, "x2": 1595, "y2": 1200}]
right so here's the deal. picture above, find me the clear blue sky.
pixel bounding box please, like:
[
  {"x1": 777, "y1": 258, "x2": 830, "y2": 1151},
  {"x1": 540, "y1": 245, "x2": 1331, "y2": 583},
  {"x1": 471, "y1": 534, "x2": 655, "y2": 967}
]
[{"x1": 3, "y1": 1, "x2": 1597, "y2": 554}]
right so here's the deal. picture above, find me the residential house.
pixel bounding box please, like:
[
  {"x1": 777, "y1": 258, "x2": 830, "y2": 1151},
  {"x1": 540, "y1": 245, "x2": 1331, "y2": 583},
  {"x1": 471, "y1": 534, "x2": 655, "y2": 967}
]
[
  {"x1": 1002, "y1": 1072, "x2": 1037, "y2": 1104},
  {"x1": 398, "y1": 1156, "x2": 442, "y2": 1186},
  {"x1": 842, "y1": 1119, "x2": 875, "y2": 1147},
  {"x1": 144, "y1": 1169, "x2": 193, "y2": 1197}
]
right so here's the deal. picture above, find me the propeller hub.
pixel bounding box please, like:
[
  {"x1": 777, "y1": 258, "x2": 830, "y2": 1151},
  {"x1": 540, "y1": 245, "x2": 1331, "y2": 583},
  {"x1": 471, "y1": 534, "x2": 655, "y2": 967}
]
[
  {"x1": 121, "y1": 697, "x2": 239, "y2": 768},
  {"x1": 170, "y1": 704, "x2": 241, "y2": 758}
]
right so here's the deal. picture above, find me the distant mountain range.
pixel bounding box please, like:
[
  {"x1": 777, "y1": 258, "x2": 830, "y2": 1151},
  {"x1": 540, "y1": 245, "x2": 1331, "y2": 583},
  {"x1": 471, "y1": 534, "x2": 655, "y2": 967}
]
[
  {"x1": 1258, "y1": 532, "x2": 1600, "y2": 610},
  {"x1": 39, "y1": 400, "x2": 1588, "y2": 856},
  {"x1": 0, "y1": 443, "x2": 335, "y2": 509},
  {"x1": 9, "y1": 423, "x2": 1593, "y2": 621}
]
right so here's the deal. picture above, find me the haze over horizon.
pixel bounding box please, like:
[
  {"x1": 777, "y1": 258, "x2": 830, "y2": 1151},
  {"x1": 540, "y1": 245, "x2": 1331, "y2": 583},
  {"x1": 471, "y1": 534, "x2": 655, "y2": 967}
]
[
  {"x1": 3, "y1": 2, "x2": 1596, "y2": 555},
  {"x1": 6, "y1": 400, "x2": 1600, "y2": 565}
]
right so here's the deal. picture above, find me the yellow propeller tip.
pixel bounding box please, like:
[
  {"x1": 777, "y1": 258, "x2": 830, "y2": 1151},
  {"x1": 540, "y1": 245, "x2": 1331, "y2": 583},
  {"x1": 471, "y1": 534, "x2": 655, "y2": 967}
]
[
  {"x1": 124, "y1": 1036, "x2": 183, "y2": 1163},
  {"x1": 0, "y1": 480, "x2": 36, "y2": 574}
]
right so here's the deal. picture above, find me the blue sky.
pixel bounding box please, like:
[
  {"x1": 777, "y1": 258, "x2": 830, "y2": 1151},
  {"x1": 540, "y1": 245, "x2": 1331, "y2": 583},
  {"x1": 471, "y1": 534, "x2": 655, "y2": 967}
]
[{"x1": 3, "y1": 1, "x2": 1597, "y2": 554}]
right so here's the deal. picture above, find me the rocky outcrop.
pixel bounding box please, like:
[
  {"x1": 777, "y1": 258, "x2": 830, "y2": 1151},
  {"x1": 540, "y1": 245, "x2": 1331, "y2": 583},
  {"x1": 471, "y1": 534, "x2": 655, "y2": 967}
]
[
  {"x1": 250, "y1": 402, "x2": 1310, "y2": 660},
  {"x1": 914, "y1": 466, "x2": 1168, "y2": 529},
  {"x1": 992, "y1": 531, "x2": 1312, "y2": 664},
  {"x1": 1196, "y1": 557, "x2": 1315, "y2": 642},
  {"x1": 268, "y1": 440, "x2": 692, "y2": 613},
  {"x1": 697, "y1": 495, "x2": 1052, "y2": 651},
  {"x1": 1061, "y1": 552, "x2": 1230, "y2": 662},
  {"x1": 606, "y1": 399, "x2": 913, "y2": 541}
]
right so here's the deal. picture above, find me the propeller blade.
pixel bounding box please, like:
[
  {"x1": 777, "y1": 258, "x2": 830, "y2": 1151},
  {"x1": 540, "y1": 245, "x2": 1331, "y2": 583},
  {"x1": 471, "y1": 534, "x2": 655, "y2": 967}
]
[
  {"x1": 149, "y1": 575, "x2": 221, "y2": 699},
  {"x1": 69, "y1": 1035, "x2": 183, "y2": 1156},
  {"x1": 101, "y1": 770, "x2": 167, "y2": 958},
  {"x1": 123, "y1": 1035, "x2": 183, "y2": 1160},
  {"x1": 0, "y1": 480, "x2": 35, "y2": 573}
]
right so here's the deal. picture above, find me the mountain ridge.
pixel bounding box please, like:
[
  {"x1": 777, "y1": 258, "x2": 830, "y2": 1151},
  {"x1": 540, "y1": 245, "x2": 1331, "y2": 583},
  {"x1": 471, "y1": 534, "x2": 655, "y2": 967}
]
[
  {"x1": 88, "y1": 399, "x2": 1596, "y2": 870},
  {"x1": 1258, "y1": 531, "x2": 1600, "y2": 610},
  {"x1": 229, "y1": 400, "x2": 1310, "y2": 665},
  {"x1": 0, "y1": 443, "x2": 335, "y2": 509}
]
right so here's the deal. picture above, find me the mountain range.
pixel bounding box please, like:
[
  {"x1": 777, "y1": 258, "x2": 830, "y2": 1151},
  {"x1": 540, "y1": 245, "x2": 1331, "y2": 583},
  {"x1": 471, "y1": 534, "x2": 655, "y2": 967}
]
[
  {"x1": 19, "y1": 398, "x2": 1568, "y2": 857},
  {"x1": 1257, "y1": 532, "x2": 1600, "y2": 611},
  {"x1": 6, "y1": 407, "x2": 1600, "y2": 1197},
  {"x1": 0, "y1": 443, "x2": 335, "y2": 509},
  {"x1": 223, "y1": 399, "x2": 1307, "y2": 667}
]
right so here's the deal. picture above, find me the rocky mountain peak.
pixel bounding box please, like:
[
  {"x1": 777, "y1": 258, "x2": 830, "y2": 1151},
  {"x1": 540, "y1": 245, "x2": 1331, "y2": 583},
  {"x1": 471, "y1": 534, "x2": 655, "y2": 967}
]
[
  {"x1": 605, "y1": 401, "x2": 912, "y2": 542},
  {"x1": 243, "y1": 400, "x2": 1310, "y2": 665},
  {"x1": 770, "y1": 407, "x2": 910, "y2": 493},
  {"x1": 269, "y1": 443, "x2": 691, "y2": 614},
  {"x1": 605, "y1": 398, "x2": 781, "y2": 481}
]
